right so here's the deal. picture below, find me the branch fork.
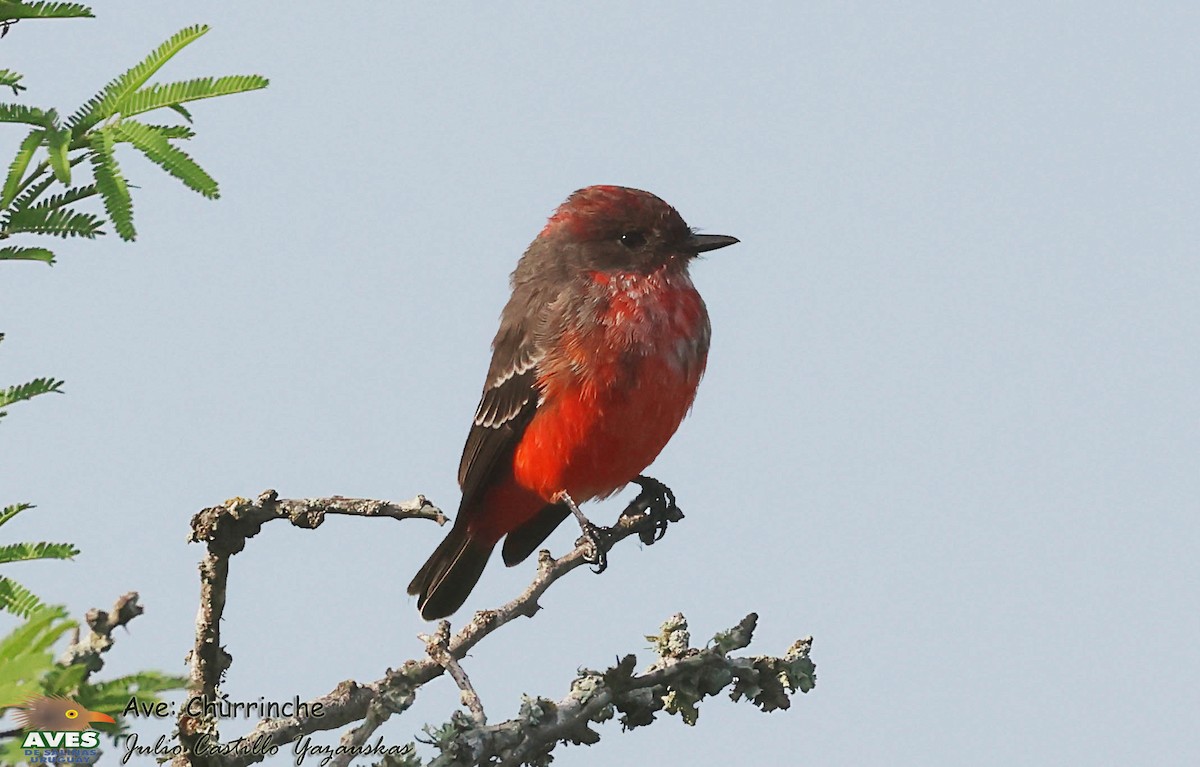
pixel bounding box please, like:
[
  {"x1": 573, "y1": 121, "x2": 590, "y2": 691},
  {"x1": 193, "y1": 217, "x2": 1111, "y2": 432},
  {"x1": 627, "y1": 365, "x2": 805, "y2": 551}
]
[{"x1": 173, "y1": 485, "x2": 812, "y2": 767}]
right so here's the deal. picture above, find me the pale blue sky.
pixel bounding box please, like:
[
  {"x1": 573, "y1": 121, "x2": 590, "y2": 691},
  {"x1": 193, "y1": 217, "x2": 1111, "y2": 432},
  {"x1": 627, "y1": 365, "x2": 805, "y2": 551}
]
[{"x1": 2, "y1": 2, "x2": 1198, "y2": 765}]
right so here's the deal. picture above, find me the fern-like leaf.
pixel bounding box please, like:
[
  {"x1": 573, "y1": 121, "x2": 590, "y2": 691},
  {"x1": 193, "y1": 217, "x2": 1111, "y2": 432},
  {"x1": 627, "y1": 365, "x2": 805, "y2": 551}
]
[
  {"x1": 4, "y1": 204, "x2": 103, "y2": 237},
  {"x1": 87, "y1": 128, "x2": 134, "y2": 240},
  {"x1": 0, "y1": 376, "x2": 64, "y2": 410},
  {"x1": 0, "y1": 502, "x2": 34, "y2": 528},
  {"x1": 0, "y1": 245, "x2": 56, "y2": 263},
  {"x1": 0, "y1": 541, "x2": 81, "y2": 564},
  {"x1": 1, "y1": 128, "x2": 45, "y2": 208},
  {"x1": 0, "y1": 606, "x2": 76, "y2": 707},
  {"x1": 40, "y1": 662, "x2": 90, "y2": 699},
  {"x1": 113, "y1": 120, "x2": 217, "y2": 198},
  {"x1": 67, "y1": 24, "x2": 209, "y2": 135},
  {"x1": 0, "y1": 68, "x2": 24, "y2": 95},
  {"x1": 116, "y1": 74, "x2": 269, "y2": 118},
  {"x1": 2, "y1": 169, "x2": 54, "y2": 218},
  {"x1": 0, "y1": 102, "x2": 55, "y2": 127},
  {"x1": 167, "y1": 102, "x2": 193, "y2": 122},
  {"x1": 0, "y1": 153, "x2": 85, "y2": 223},
  {"x1": 46, "y1": 123, "x2": 70, "y2": 183},
  {"x1": 77, "y1": 671, "x2": 188, "y2": 711},
  {"x1": 0, "y1": 1, "x2": 94, "y2": 20},
  {"x1": 0, "y1": 574, "x2": 45, "y2": 618},
  {"x1": 28, "y1": 183, "x2": 96, "y2": 211},
  {"x1": 0, "y1": 605, "x2": 73, "y2": 657},
  {"x1": 140, "y1": 123, "x2": 195, "y2": 140}
]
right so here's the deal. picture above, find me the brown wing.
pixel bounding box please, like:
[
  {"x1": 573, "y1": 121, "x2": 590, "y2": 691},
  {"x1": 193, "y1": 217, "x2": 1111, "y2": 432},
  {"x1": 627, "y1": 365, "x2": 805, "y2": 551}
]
[
  {"x1": 457, "y1": 239, "x2": 579, "y2": 511},
  {"x1": 457, "y1": 321, "x2": 543, "y2": 510}
]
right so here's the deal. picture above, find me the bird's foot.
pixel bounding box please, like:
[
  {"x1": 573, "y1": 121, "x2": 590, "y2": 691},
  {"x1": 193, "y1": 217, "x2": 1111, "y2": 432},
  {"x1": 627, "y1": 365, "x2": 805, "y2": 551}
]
[
  {"x1": 574, "y1": 521, "x2": 609, "y2": 574},
  {"x1": 554, "y1": 490, "x2": 609, "y2": 573},
  {"x1": 621, "y1": 475, "x2": 683, "y2": 545}
]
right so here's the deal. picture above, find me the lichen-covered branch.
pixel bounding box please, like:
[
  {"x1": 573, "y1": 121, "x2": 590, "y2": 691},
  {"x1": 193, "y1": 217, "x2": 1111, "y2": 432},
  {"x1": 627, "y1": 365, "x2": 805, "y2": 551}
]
[
  {"x1": 189, "y1": 490, "x2": 448, "y2": 559},
  {"x1": 423, "y1": 622, "x2": 487, "y2": 728},
  {"x1": 173, "y1": 485, "x2": 815, "y2": 767},
  {"x1": 174, "y1": 489, "x2": 445, "y2": 767},
  {"x1": 422, "y1": 613, "x2": 816, "y2": 767},
  {"x1": 176, "y1": 488, "x2": 684, "y2": 767},
  {"x1": 58, "y1": 591, "x2": 144, "y2": 679}
]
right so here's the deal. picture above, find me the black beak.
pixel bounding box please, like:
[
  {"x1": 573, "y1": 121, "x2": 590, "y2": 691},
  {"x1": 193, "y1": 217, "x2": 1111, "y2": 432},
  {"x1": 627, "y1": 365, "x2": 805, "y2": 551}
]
[{"x1": 687, "y1": 233, "x2": 740, "y2": 253}]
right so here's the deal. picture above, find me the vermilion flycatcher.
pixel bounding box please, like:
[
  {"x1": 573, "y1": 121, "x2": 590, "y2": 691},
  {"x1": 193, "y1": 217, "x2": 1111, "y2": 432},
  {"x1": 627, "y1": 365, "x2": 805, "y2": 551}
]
[{"x1": 408, "y1": 185, "x2": 738, "y2": 619}]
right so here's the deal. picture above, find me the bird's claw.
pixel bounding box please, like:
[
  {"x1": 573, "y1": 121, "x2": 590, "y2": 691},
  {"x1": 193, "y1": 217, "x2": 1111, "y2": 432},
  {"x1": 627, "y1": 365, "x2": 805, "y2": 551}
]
[
  {"x1": 555, "y1": 489, "x2": 610, "y2": 573},
  {"x1": 623, "y1": 475, "x2": 681, "y2": 545},
  {"x1": 575, "y1": 522, "x2": 609, "y2": 573}
]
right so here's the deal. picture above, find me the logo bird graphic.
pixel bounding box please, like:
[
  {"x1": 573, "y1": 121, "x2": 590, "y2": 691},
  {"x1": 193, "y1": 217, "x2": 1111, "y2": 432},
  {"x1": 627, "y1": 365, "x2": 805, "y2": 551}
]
[{"x1": 12, "y1": 696, "x2": 116, "y2": 731}]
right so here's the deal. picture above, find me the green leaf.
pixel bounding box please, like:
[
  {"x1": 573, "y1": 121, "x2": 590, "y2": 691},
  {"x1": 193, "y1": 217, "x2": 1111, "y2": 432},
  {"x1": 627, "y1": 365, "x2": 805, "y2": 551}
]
[
  {"x1": 0, "y1": 68, "x2": 25, "y2": 95},
  {"x1": 0, "y1": 245, "x2": 56, "y2": 263},
  {"x1": 46, "y1": 124, "x2": 70, "y2": 183},
  {"x1": 116, "y1": 74, "x2": 269, "y2": 118},
  {"x1": 0, "y1": 606, "x2": 76, "y2": 706},
  {"x1": 140, "y1": 123, "x2": 195, "y2": 140},
  {"x1": 0, "y1": 376, "x2": 64, "y2": 409},
  {"x1": 167, "y1": 102, "x2": 193, "y2": 122},
  {"x1": 67, "y1": 24, "x2": 210, "y2": 135},
  {"x1": 0, "y1": 541, "x2": 81, "y2": 565},
  {"x1": 68, "y1": 671, "x2": 188, "y2": 738},
  {"x1": 0, "y1": 502, "x2": 34, "y2": 528},
  {"x1": 2, "y1": 128, "x2": 45, "y2": 208},
  {"x1": 0, "y1": 574, "x2": 45, "y2": 618},
  {"x1": 4, "y1": 204, "x2": 103, "y2": 237},
  {"x1": 6, "y1": 606, "x2": 72, "y2": 656},
  {"x1": 87, "y1": 128, "x2": 134, "y2": 240},
  {"x1": 27, "y1": 183, "x2": 96, "y2": 211},
  {"x1": 3, "y1": 169, "x2": 55, "y2": 217},
  {"x1": 78, "y1": 671, "x2": 188, "y2": 710},
  {"x1": 41, "y1": 661, "x2": 89, "y2": 697},
  {"x1": 114, "y1": 120, "x2": 217, "y2": 198},
  {"x1": 0, "y1": 1, "x2": 94, "y2": 20},
  {"x1": 0, "y1": 102, "x2": 55, "y2": 128}
]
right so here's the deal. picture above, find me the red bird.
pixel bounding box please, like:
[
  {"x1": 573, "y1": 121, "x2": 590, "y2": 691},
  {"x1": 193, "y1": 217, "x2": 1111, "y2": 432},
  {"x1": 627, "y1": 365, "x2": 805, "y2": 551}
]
[{"x1": 408, "y1": 185, "x2": 738, "y2": 619}]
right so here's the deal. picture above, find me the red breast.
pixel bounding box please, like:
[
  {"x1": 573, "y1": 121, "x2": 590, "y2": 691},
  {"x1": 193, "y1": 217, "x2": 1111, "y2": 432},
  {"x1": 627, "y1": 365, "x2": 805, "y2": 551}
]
[{"x1": 509, "y1": 264, "x2": 709, "y2": 517}]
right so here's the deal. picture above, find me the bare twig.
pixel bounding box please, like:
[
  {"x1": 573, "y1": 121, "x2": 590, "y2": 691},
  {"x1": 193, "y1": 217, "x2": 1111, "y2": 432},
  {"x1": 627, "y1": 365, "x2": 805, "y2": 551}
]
[
  {"x1": 173, "y1": 483, "x2": 814, "y2": 767},
  {"x1": 175, "y1": 489, "x2": 444, "y2": 767},
  {"x1": 57, "y1": 591, "x2": 144, "y2": 678},
  {"x1": 189, "y1": 490, "x2": 447, "y2": 557},
  {"x1": 423, "y1": 621, "x2": 486, "y2": 727},
  {"x1": 177, "y1": 549, "x2": 230, "y2": 762},
  {"x1": 185, "y1": 491, "x2": 684, "y2": 767},
  {"x1": 327, "y1": 691, "x2": 409, "y2": 767}
]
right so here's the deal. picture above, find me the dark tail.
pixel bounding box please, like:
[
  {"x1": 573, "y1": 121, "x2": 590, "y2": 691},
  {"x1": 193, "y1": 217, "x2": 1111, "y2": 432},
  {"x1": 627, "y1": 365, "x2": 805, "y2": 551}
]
[
  {"x1": 501, "y1": 502, "x2": 569, "y2": 566},
  {"x1": 407, "y1": 524, "x2": 494, "y2": 620}
]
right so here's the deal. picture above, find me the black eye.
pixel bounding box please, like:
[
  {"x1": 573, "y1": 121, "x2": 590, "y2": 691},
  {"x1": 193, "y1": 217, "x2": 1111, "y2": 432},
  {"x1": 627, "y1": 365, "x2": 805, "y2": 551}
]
[{"x1": 619, "y1": 231, "x2": 646, "y2": 249}]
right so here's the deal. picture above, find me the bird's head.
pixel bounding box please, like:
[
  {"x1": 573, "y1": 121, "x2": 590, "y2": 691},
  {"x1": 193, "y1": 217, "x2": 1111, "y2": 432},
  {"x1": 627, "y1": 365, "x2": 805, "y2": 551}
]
[
  {"x1": 13, "y1": 696, "x2": 116, "y2": 732},
  {"x1": 536, "y1": 185, "x2": 738, "y2": 274}
]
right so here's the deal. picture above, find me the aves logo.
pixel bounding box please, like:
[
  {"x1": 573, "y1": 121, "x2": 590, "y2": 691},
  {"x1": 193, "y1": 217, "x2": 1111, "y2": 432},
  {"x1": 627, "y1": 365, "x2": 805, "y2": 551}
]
[{"x1": 12, "y1": 695, "x2": 115, "y2": 752}]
